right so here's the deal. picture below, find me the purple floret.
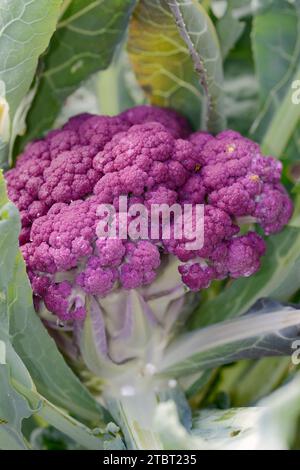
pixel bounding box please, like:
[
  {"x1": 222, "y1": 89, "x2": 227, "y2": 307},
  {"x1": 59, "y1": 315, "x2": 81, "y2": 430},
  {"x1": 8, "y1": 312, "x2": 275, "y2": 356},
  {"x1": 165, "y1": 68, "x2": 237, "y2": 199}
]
[
  {"x1": 76, "y1": 257, "x2": 118, "y2": 296},
  {"x1": 120, "y1": 105, "x2": 191, "y2": 138},
  {"x1": 5, "y1": 107, "x2": 293, "y2": 321},
  {"x1": 178, "y1": 264, "x2": 215, "y2": 291},
  {"x1": 254, "y1": 184, "x2": 293, "y2": 235},
  {"x1": 44, "y1": 281, "x2": 86, "y2": 321}
]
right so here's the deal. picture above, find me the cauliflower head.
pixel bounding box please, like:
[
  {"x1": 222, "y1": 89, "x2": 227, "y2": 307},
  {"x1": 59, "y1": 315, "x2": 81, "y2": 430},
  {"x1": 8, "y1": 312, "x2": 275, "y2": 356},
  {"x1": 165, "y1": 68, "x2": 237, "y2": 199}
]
[{"x1": 5, "y1": 105, "x2": 293, "y2": 323}]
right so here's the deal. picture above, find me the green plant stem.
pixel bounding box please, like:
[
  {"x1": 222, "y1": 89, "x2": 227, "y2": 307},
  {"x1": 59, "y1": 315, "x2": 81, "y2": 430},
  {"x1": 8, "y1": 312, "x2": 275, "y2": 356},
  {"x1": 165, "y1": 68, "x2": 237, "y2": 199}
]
[
  {"x1": 96, "y1": 64, "x2": 120, "y2": 116},
  {"x1": 104, "y1": 388, "x2": 163, "y2": 450},
  {"x1": 261, "y1": 66, "x2": 300, "y2": 157},
  {"x1": 290, "y1": 192, "x2": 300, "y2": 227}
]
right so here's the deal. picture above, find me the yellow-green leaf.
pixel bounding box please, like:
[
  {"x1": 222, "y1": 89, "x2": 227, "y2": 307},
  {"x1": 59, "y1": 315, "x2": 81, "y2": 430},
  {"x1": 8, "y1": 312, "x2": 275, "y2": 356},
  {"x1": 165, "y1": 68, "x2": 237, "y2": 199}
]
[{"x1": 128, "y1": 0, "x2": 225, "y2": 131}]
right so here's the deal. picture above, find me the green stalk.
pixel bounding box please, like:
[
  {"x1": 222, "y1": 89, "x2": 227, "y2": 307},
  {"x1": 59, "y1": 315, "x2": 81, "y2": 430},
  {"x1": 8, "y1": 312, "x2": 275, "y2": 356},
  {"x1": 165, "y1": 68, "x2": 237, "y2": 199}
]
[
  {"x1": 96, "y1": 64, "x2": 121, "y2": 116},
  {"x1": 261, "y1": 67, "x2": 300, "y2": 157},
  {"x1": 289, "y1": 191, "x2": 300, "y2": 228},
  {"x1": 104, "y1": 388, "x2": 163, "y2": 450}
]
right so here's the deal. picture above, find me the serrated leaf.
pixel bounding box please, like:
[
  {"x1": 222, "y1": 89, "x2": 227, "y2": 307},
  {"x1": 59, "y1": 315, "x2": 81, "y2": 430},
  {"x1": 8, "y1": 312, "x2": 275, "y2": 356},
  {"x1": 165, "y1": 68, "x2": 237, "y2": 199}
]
[
  {"x1": 0, "y1": 0, "x2": 62, "y2": 164},
  {"x1": 157, "y1": 302, "x2": 300, "y2": 378},
  {"x1": 190, "y1": 226, "x2": 300, "y2": 328},
  {"x1": 22, "y1": 0, "x2": 136, "y2": 144}
]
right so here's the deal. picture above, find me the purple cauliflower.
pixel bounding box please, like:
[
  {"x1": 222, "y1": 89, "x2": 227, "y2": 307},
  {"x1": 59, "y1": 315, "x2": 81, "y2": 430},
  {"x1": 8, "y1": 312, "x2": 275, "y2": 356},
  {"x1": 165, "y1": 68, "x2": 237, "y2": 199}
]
[{"x1": 5, "y1": 105, "x2": 293, "y2": 323}]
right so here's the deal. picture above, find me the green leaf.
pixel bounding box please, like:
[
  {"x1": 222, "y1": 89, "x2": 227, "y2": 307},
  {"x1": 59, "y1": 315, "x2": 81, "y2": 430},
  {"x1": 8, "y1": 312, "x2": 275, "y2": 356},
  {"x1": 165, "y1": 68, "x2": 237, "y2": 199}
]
[
  {"x1": 2, "y1": 337, "x2": 112, "y2": 450},
  {"x1": 22, "y1": 0, "x2": 136, "y2": 143},
  {"x1": 157, "y1": 374, "x2": 300, "y2": 450},
  {"x1": 157, "y1": 302, "x2": 300, "y2": 378},
  {"x1": 0, "y1": 426, "x2": 28, "y2": 450},
  {"x1": 167, "y1": 0, "x2": 226, "y2": 132},
  {"x1": 216, "y1": 3, "x2": 245, "y2": 58},
  {"x1": 127, "y1": 0, "x2": 225, "y2": 131},
  {"x1": 0, "y1": 340, "x2": 5, "y2": 364},
  {"x1": 30, "y1": 426, "x2": 83, "y2": 450},
  {"x1": 96, "y1": 51, "x2": 143, "y2": 116},
  {"x1": 191, "y1": 407, "x2": 260, "y2": 449},
  {"x1": 212, "y1": 0, "x2": 273, "y2": 20},
  {"x1": 251, "y1": 0, "x2": 300, "y2": 155},
  {"x1": 0, "y1": 366, "x2": 32, "y2": 450},
  {"x1": 190, "y1": 226, "x2": 300, "y2": 328},
  {"x1": 205, "y1": 357, "x2": 291, "y2": 408},
  {"x1": 0, "y1": 0, "x2": 62, "y2": 164},
  {"x1": 256, "y1": 373, "x2": 300, "y2": 449},
  {"x1": 13, "y1": 381, "x2": 107, "y2": 450},
  {"x1": 154, "y1": 401, "x2": 209, "y2": 450},
  {"x1": 127, "y1": 0, "x2": 202, "y2": 129},
  {"x1": 191, "y1": 382, "x2": 300, "y2": 449},
  {"x1": 261, "y1": 69, "x2": 300, "y2": 158},
  {"x1": 221, "y1": 17, "x2": 259, "y2": 136},
  {"x1": 0, "y1": 184, "x2": 20, "y2": 294},
  {"x1": 1, "y1": 317, "x2": 111, "y2": 450}
]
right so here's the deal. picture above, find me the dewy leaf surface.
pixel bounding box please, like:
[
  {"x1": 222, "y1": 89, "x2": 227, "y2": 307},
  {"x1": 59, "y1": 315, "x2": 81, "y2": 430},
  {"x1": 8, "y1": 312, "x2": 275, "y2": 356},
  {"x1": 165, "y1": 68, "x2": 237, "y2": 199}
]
[{"x1": 23, "y1": 0, "x2": 136, "y2": 142}]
